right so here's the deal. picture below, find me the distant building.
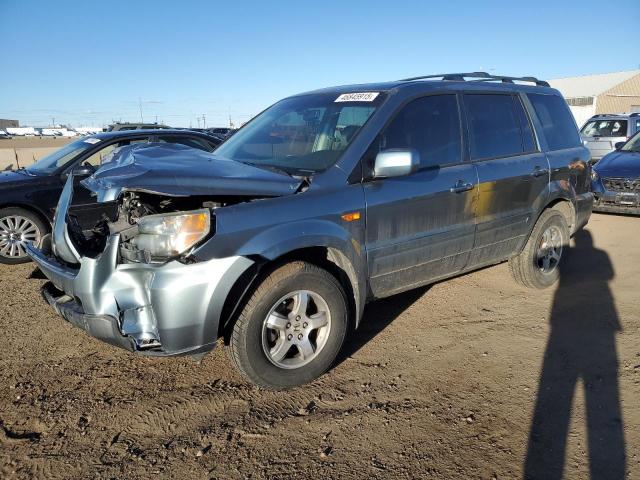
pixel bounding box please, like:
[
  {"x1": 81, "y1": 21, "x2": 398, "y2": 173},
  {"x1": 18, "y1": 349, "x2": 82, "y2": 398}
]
[
  {"x1": 0, "y1": 119, "x2": 19, "y2": 129},
  {"x1": 549, "y1": 70, "x2": 640, "y2": 127}
]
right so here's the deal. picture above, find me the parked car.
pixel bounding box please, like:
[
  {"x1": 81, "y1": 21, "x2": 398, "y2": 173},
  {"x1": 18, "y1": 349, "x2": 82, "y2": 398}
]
[
  {"x1": 0, "y1": 129, "x2": 220, "y2": 264},
  {"x1": 0, "y1": 130, "x2": 12, "y2": 139},
  {"x1": 28, "y1": 73, "x2": 592, "y2": 389},
  {"x1": 591, "y1": 130, "x2": 640, "y2": 215},
  {"x1": 580, "y1": 113, "x2": 640, "y2": 162},
  {"x1": 106, "y1": 122, "x2": 172, "y2": 132}
]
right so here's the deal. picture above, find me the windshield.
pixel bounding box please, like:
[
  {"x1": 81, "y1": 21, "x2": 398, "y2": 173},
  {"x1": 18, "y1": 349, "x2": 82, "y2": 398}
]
[
  {"x1": 27, "y1": 138, "x2": 97, "y2": 174},
  {"x1": 581, "y1": 119, "x2": 628, "y2": 138},
  {"x1": 214, "y1": 92, "x2": 384, "y2": 174},
  {"x1": 620, "y1": 131, "x2": 640, "y2": 153}
]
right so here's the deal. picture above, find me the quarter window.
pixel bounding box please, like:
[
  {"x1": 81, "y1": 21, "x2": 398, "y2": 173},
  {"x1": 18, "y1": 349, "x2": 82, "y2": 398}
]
[
  {"x1": 381, "y1": 94, "x2": 462, "y2": 168},
  {"x1": 528, "y1": 93, "x2": 582, "y2": 151},
  {"x1": 464, "y1": 94, "x2": 524, "y2": 160}
]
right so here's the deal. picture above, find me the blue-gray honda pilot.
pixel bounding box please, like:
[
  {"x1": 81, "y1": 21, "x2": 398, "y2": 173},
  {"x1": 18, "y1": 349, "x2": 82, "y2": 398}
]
[{"x1": 28, "y1": 73, "x2": 593, "y2": 389}]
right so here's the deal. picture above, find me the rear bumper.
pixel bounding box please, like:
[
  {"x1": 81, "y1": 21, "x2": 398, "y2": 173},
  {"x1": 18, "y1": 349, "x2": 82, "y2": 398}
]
[{"x1": 27, "y1": 236, "x2": 254, "y2": 356}]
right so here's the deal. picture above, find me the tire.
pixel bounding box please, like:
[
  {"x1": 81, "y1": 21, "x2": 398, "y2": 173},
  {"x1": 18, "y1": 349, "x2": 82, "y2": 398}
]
[
  {"x1": 0, "y1": 207, "x2": 47, "y2": 265},
  {"x1": 228, "y1": 261, "x2": 348, "y2": 390},
  {"x1": 509, "y1": 209, "x2": 569, "y2": 289}
]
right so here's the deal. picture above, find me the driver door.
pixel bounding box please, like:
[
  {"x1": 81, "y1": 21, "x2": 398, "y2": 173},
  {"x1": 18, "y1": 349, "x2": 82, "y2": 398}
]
[{"x1": 364, "y1": 94, "x2": 478, "y2": 297}]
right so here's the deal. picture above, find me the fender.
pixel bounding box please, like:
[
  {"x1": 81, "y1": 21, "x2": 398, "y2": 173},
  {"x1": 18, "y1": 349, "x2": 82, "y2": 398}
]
[{"x1": 235, "y1": 218, "x2": 368, "y2": 325}]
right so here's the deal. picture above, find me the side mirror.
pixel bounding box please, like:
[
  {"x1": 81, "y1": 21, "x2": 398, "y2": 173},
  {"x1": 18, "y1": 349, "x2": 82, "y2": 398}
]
[
  {"x1": 614, "y1": 141, "x2": 626, "y2": 150},
  {"x1": 61, "y1": 163, "x2": 95, "y2": 180},
  {"x1": 373, "y1": 149, "x2": 420, "y2": 178}
]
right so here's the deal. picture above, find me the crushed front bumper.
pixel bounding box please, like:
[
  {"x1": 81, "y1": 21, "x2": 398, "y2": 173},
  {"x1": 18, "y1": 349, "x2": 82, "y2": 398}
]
[
  {"x1": 27, "y1": 236, "x2": 254, "y2": 356},
  {"x1": 592, "y1": 189, "x2": 640, "y2": 215}
]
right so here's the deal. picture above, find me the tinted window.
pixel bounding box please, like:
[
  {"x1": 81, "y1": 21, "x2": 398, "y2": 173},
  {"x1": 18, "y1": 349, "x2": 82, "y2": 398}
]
[
  {"x1": 381, "y1": 95, "x2": 462, "y2": 168},
  {"x1": 465, "y1": 94, "x2": 523, "y2": 160},
  {"x1": 513, "y1": 96, "x2": 537, "y2": 152},
  {"x1": 158, "y1": 135, "x2": 214, "y2": 152},
  {"x1": 528, "y1": 93, "x2": 581, "y2": 150}
]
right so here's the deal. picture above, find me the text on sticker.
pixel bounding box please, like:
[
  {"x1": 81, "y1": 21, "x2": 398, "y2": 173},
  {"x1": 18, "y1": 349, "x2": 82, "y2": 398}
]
[{"x1": 335, "y1": 92, "x2": 379, "y2": 102}]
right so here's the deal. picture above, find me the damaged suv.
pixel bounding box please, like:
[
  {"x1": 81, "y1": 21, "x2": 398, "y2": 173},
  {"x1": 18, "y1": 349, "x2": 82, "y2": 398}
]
[{"x1": 28, "y1": 73, "x2": 593, "y2": 389}]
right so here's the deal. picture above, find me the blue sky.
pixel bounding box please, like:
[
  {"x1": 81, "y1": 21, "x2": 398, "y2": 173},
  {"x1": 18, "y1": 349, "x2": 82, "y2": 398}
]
[{"x1": 1, "y1": 0, "x2": 638, "y2": 128}]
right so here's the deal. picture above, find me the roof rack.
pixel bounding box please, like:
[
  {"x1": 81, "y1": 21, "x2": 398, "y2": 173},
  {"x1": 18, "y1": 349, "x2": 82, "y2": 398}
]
[{"x1": 398, "y1": 72, "x2": 550, "y2": 87}]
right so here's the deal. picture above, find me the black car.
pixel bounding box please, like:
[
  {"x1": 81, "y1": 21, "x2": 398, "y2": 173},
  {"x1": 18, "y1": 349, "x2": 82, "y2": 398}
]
[{"x1": 0, "y1": 129, "x2": 220, "y2": 264}]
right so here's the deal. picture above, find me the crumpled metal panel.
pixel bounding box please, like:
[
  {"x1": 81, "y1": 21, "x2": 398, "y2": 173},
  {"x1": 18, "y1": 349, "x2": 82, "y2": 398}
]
[{"x1": 81, "y1": 143, "x2": 302, "y2": 201}]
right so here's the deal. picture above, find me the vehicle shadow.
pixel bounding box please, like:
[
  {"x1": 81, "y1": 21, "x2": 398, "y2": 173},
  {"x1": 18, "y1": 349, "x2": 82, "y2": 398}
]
[
  {"x1": 524, "y1": 230, "x2": 626, "y2": 479},
  {"x1": 336, "y1": 286, "x2": 428, "y2": 364}
]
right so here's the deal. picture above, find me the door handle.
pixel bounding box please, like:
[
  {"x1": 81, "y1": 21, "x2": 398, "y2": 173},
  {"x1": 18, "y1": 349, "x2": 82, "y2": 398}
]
[
  {"x1": 531, "y1": 166, "x2": 549, "y2": 178},
  {"x1": 450, "y1": 180, "x2": 474, "y2": 193}
]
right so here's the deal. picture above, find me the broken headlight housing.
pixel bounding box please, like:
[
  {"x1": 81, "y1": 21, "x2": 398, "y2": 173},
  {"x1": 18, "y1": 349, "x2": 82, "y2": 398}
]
[{"x1": 130, "y1": 209, "x2": 210, "y2": 260}]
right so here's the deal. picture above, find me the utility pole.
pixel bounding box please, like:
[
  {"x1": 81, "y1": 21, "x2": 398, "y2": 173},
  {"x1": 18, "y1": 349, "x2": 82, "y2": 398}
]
[
  {"x1": 202, "y1": 114, "x2": 206, "y2": 129},
  {"x1": 197, "y1": 117, "x2": 200, "y2": 128},
  {"x1": 52, "y1": 117, "x2": 55, "y2": 127},
  {"x1": 138, "y1": 97, "x2": 144, "y2": 122}
]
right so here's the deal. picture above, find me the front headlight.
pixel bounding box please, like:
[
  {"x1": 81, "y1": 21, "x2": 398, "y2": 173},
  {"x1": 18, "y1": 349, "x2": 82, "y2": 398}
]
[
  {"x1": 591, "y1": 170, "x2": 599, "y2": 181},
  {"x1": 132, "y1": 209, "x2": 210, "y2": 258}
]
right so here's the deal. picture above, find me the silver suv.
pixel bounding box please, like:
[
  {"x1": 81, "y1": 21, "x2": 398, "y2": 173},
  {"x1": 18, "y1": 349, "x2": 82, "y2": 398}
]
[
  {"x1": 580, "y1": 113, "x2": 640, "y2": 162},
  {"x1": 28, "y1": 73, "x2": 593, "y2": 389}
]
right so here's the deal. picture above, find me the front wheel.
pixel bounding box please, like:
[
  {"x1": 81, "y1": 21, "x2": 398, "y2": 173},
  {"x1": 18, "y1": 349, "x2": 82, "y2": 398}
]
[
  {"x1": 509, "y1": 209, "x2": 569, "y2": 289},
  {"x1": 228, "y1": 261, "x2": 348, "y2": 389}
]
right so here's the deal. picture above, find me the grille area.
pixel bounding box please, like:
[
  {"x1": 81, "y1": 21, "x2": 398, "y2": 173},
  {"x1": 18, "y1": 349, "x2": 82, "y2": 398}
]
[{"x1": 603, "y1": 177, "x2": 640, "y2": 192}]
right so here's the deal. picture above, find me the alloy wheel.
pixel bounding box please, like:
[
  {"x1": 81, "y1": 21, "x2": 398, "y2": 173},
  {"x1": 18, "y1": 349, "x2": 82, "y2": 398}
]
[
  {"x1": 0, "y1": 215, "x2": 41, "y2": 259},
  {"x1": 261, "y1": 290, "x2": 332, "y2": 369}
]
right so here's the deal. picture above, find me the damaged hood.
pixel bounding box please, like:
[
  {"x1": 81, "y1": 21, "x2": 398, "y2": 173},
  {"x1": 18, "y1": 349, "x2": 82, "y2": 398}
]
[{"x1": 81, "y1": 143, "x2": 303, "y2": 201}]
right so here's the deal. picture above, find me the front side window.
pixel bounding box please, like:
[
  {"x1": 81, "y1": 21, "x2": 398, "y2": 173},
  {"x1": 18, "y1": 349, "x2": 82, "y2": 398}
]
[
  {"x1": 529, "y1": 93, "x2": 582, "y2": 151},
  {"x1": 380, "y1": 94, "x2": 462, "y2": 168},
  {"x1": 620, "y1": 131, "x2": 640, "y2": 152},
  {"x1": 83, "y1": 138, "x2": 149, "y2": 166},
  {"x1": 214, "y1": 93, "x2": 383, "y2": 174},
  {"x1": 465, "y1": 94, "x2": 524, "y2": 160}
]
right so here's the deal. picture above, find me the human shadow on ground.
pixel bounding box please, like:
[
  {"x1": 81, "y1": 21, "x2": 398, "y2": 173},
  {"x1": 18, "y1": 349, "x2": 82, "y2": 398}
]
[
  {"x1": 524, "y1": 230, "x2": 626, "y2": 479},
  {"x1": 337, "y1": 286, "x2": 428, "y2": 364}
]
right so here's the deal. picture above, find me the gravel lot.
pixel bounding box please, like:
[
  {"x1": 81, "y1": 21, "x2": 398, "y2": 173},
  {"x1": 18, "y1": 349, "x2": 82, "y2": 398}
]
[{"x1": 0, "y1": 213, "x2": 638, "y2": 479}]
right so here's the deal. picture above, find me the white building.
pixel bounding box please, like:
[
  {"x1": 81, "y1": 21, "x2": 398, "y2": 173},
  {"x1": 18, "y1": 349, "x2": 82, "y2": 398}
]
[{"x1": 549, "y1": 70, "x2": 640, "y2": 128}]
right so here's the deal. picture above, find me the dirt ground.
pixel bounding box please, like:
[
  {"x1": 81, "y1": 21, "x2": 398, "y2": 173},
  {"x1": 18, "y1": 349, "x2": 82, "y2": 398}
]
[{"x1": 0, "y1": 212, "x2": 638, "y2": 479}]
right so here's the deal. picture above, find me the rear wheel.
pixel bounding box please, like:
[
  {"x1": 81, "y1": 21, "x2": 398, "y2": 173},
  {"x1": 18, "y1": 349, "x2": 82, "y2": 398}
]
[
  {"x1": 509, "y1": 209, "x2": 569, "y2": 289},
  {"x1": 228, "y1": 261, "x2": 348, "y2": 389},
  {"x1": 0, "y1": 207, "x2": 46, "y2": 264}
]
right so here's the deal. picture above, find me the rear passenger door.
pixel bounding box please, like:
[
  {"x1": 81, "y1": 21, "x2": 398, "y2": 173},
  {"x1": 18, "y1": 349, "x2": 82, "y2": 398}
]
[
  {"x1": 463, "y1": 93, "x2": 549, "y2": 268},
  {"x1": 364, "y1": 94, "x2": 478, "y2": 297}
]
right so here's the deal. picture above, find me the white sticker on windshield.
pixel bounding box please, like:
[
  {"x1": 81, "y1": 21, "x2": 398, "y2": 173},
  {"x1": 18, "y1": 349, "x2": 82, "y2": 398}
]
[
  {"x1": 83, "y1": 138, "x2": 101, "y2": 144},
  {"x1": 335, "y1": 92, "x2": 379, "y2": 102}
]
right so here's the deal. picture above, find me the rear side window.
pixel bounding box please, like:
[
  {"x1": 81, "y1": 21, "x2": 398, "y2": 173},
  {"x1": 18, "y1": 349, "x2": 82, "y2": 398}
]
[
  {"x1": 381, "y1": 94, "x2": 462, "y2": 168},
  {"x1": 528, "y1": 93, "x2": 581, "y2": 150},
  {"x1": 157, "y1": 135, "x2": 214, "y2": 152},
  {"x1": 464, "y1": 94, "x2": 524, "y2": 160}
]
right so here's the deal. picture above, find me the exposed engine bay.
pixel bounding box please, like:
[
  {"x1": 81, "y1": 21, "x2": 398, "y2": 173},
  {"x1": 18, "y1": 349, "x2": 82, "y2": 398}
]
[
  {"x1": 60, "y1": 142, "x2": 305, "y2": 265},
  {"x1": 67, "y1": 190, "x2": 250, "y2": 264}
]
